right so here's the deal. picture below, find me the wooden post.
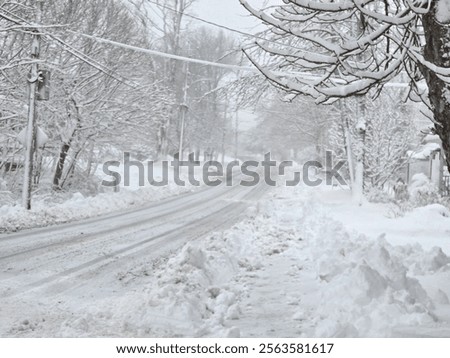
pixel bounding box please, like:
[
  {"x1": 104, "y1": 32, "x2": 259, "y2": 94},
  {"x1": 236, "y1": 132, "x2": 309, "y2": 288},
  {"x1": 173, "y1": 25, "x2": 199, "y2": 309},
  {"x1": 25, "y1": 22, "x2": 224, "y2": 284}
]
[{"x1": 22, "y1": 0, "x2": 43, "y2": 210}]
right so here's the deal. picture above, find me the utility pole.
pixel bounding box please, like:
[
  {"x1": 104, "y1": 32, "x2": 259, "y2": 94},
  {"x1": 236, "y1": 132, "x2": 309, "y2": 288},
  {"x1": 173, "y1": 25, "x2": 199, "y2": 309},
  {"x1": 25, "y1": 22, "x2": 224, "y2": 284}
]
[
  {"x1": 234, "y1": 72, "x2": 241, "y2": 161},
  {"x1": 221, "y1": 95, "x2": 228, "y2": 166},
  {"x1": 234, "y1": 107, "x2": 239, "y2": 160},
  {"x1": 178, "y1": 62, "x2": 188, "y2": 161},
  {"x1": 22, "y1": 0, "x2": 43, "y2": 210}
]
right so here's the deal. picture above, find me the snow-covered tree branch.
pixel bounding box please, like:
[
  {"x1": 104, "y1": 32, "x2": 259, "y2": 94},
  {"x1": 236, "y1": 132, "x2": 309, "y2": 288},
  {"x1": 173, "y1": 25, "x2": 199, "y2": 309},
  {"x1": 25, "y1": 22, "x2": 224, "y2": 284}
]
[{"x1": 240, "y1": 0, "x2": 450, "y2": 171}]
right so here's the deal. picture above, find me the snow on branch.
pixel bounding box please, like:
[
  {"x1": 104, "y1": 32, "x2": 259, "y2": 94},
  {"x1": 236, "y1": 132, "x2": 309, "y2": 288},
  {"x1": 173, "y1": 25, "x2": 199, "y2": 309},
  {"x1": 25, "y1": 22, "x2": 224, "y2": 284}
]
[
  {"x1": 239, "y1": 0, "x2": 434, "y2": 103},
  {"x1": 288, "y1": 0, "x2": 365, "y2": 12}
]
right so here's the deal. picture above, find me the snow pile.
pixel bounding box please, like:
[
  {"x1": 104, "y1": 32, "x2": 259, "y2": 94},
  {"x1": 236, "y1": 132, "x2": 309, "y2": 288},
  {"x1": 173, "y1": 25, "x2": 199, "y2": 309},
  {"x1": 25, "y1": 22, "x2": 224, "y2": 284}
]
[
  {"x1": 275, "y1": 188, "x2": 449, "y2": 337},
  {"x1": 49, "y1": 230, "x2": 260, "y2": 338},
  {"x1": 309, "y1": 234, "x2": 437, "y2": 336},
  {"x1": 147, "y1": 239, "x2": 244, "y2": 337},
  {"x1": 396, "y1": 245, "x2": 450, "y2": 275},
  {"x1": 406, "y1": 203, "x2": 450, "y2": 221}
]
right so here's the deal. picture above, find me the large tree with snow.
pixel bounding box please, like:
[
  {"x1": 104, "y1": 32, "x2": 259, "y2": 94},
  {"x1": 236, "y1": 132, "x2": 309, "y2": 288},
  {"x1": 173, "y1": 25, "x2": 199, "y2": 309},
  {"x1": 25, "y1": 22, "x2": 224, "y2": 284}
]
[{"x1": 240, "y1": 0, "x2": 450, "y2": 172}]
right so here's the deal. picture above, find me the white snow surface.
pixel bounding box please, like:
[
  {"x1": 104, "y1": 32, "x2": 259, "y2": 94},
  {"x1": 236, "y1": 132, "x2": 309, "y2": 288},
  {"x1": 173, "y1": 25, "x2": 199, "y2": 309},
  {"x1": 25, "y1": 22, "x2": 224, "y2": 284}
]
[
  {"x1": 0, "y1": 185, "x2": 192, "y2": 233},
  {"x1": 0, "y1": 163, "x2": 196, "y2": 233},
  {"x1": 1, "y1": 184, "x2": 449, "y2": 337},
  {"x1": 410, "y1": 142, "x2": 441, "y2": 160}
]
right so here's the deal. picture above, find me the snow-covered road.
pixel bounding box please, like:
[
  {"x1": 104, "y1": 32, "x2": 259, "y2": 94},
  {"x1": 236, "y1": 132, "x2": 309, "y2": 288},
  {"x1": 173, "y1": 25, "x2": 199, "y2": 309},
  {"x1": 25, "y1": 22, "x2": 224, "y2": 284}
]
[{"x1": 0, "y1": 179, "x2": 269, "y2": 335}]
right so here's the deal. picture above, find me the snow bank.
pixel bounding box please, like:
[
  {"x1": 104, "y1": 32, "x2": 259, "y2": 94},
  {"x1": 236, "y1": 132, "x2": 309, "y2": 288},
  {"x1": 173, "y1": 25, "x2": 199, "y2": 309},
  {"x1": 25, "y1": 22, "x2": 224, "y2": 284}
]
[
  {"x1": 0, "y1": 161, "x2": 204, "y2": 233},
  {"x1": 0, "y1": 184, "x2": 193, "y2": 233},
  {"x1": 146, "y1": 238, "x2": 245, "y2": 337},
  {"x1": 243, "y1": 187, "x2": 449, "y2": 337},
  {"x1": 286, "y1": 188, "x2": 449, "y2": 337},
  {"x1": 406, "y1": 203, "x2": 450, "y2": 221}
]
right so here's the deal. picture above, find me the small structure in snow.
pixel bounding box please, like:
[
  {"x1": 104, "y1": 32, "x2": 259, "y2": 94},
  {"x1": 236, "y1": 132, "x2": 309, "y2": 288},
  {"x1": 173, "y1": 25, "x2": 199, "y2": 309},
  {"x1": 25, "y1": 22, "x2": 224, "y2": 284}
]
[{"x1": 406, "y1": 133, "x2": 449, "y2": 196}]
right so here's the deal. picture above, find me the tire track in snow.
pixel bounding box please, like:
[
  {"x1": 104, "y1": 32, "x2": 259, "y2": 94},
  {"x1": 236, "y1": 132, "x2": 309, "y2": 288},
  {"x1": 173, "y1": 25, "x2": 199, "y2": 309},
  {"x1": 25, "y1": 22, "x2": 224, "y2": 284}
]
[
  {"x1": 0, "y1": 182, "x2": 244, "y2": 262},
  {"x1": 1, "y1": 181, "x2": 269, "y2": 297}
]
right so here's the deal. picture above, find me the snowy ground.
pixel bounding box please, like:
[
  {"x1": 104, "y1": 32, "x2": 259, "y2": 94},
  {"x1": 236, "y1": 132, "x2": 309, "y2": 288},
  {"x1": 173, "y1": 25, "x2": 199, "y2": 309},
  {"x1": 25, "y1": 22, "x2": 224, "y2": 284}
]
[
  {"x1": 1, "y1": 180, "x2": 449, "y2": 338},
  {"x1": 316, "y1": 187, "x2": 450, "y2": 254},
  {"x1": 0, "y1": 162, "x2": 198, "y2": 233}
]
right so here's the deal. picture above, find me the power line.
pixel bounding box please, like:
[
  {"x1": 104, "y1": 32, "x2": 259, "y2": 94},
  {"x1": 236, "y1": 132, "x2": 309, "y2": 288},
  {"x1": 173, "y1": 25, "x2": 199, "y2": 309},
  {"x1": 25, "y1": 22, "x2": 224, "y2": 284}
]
[
  {"x1": 67, "y1": 30, "x2": 329, "y2": 82},
  {"x1": 67, "y1": 30, "x2": 329, "y2": 83},
  {"x1": 68, "y1": 30, "x2": 258, "y2": 73}
]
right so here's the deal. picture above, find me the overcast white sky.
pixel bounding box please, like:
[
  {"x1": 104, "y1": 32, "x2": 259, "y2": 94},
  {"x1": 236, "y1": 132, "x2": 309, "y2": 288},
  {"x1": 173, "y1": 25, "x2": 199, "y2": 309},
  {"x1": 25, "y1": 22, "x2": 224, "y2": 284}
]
[{"x1": 193, "y1": 0, "x2": 259, "y2": 33}]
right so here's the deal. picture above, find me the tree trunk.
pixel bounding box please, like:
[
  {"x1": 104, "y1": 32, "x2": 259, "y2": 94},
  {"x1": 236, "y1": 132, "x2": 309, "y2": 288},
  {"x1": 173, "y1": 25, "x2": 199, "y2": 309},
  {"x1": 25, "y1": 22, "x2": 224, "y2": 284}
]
[
  {"x1": 85, "y1": 141, "x2": 95, "y2": 178},
  {"x1": 339, "y1": 100, "x2": 355, "y2": 187},
  {"x1": 422, "y1": 4, "x2": 450, "y2": 171},
  {"x1": 61, "y1": 146, "x2": 83, "y2": 188},
  {"x1": 353, "y1": 120, "x2": 366, "y2": 204},
  {"x1": 344, "y1": 126, "x2": 355, "y2": 186}
]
